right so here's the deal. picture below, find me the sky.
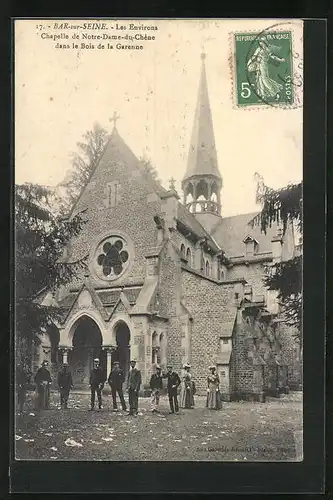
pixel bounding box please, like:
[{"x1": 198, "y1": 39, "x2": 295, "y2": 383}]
[{"x1": 15, "y1": 19, "x2": 303, "y2": 217}]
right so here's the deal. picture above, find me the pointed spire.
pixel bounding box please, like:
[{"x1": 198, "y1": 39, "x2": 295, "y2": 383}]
[{"x1": 182, "y1": 53, "x2": 221, "y2": 182}]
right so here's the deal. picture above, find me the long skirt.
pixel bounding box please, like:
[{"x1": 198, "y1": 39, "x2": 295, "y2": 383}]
[
  {"x1": 35, "y1": 385, "x2": 50, "y2": 410},
  {"x1": 206, "y1": 388, "x2": 222, "y2": 410},
  {"x1": 180, "y1": 383, "x2": 194, "y2": 408}
]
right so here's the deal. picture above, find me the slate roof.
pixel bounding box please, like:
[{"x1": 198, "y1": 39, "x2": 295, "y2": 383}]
[
  {"x1": 177, "y1": 203, "x2": 220, "y2": 251},
  {"x1": 212, "y1": 212, "x2": 277, "y2": 258}
]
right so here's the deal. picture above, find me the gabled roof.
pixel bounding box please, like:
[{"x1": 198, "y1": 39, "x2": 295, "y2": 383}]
[
  {"x1": 212, "y1": 212, "x2": 277, "y2": 258},
  {"x1": 59, "y1": 283, "x2": 109, "y2": 324},
  {"x1": 70, "y1": 126, "x2": 139, "y2": 218},
  {"x1": 70, "y1": 125, "x2": 165, "y2": 218},
  {"x1": 243, "y1": 234, "x2": 259, "y2": 245}
]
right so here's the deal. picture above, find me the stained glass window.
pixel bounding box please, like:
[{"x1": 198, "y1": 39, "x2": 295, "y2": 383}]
[{"x1": 96, "y1": 236, "x2": 130, "y2": 279}]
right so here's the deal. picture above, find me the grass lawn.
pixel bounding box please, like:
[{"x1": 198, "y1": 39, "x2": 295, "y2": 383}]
[{"x1": 15, "y1": 390, "x2": 303, "y2": 461}]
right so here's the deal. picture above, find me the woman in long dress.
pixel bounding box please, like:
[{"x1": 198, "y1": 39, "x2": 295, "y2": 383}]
[
  {"x1": 206, "y1": 366, "x2": 222, "y2": 410},
  {"x1": 247, "y1": 38, "x2": 285, "y2": 100},
  {"x1": 180, "y1": 363, "x2": 194, "y2": 409}
]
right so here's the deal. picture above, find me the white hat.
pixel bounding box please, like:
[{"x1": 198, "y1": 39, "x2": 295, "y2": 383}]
[
  {"x1": 93, "y1": 358, "x2": 100, "y2": 362},
  {"x1": 183, "y1": 363, "x2": 191, "y2": 369}
]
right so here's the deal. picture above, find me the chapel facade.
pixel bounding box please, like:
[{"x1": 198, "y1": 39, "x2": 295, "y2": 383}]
[{"x1": 33, "y1": 54, "x2": 302, "y2": 401}]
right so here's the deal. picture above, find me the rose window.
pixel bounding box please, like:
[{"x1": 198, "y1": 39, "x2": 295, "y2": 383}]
[{"x1": 95, "y1": 236, "x2": 130, "y2": 279}]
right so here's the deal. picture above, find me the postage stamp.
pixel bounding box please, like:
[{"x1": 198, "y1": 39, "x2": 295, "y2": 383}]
[{"x1": 234, "y1": 30, "x2": 294, "y2": 107}]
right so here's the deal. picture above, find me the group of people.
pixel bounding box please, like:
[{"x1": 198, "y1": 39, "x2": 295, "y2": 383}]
[
  {"x1": 16, "y1": 358, "x2": 223, "y2": 415},
  {"x1": 150, "y1": 363, "x2": 222, "y2": 414}
]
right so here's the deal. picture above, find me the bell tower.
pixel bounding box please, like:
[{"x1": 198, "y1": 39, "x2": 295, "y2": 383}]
[{"x1": 181, "y1": 53, "x2": 222, "y2": 233}]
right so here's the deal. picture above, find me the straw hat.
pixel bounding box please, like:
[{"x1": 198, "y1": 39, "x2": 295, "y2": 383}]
[{"x1": 183, "y1": 363, "x2": 191, "y2": 369}]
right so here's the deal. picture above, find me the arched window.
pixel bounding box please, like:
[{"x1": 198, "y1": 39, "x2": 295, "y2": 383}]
[
  {"x1": 186, "y1": 247, "x2": 192, "y2": 266},
  {"x1": 218, "y1": 268, "x2": 225, "y2": 281},
  {"x1": 180, "y1": 243, "x2": 186, "y2": 257},
  {"x1": 205, "y1": 260, "x2": 210, "y2": 276},
  {"x1": 159, "y1": 332, "x2": 166, "y2": 367}
]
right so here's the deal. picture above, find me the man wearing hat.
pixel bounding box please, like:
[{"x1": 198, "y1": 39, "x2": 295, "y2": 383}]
[
  {"x1": 89, "y1": 358, "x2": 105, "y2": 410},
  {"x1": 162, "y1": 364, "x2": 181, "y2": 414},
  {"x1": 108, "y1": 361, "x2": 127, "y2": 412},
  {"x1": 126, "y1": 360, "x2": 141, "y2": 416},
  {"x1": 57, "y1": 362, "x2": 73, "y2": 409},
  {"x1": 149, "y1": 365, "x2": 163, "y2": 413},
  {"x1": 34, "y1": 360, "x2": 52, "y2": 410}
]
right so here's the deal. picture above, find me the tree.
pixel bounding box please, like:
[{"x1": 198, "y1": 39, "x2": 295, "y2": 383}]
[
  {"x1": 58, "y1": 122, "x2": 110, "y2": 214},
  {"x1": 252, "y1": 173, "x2": 303, "y2": 342},
  {"x1": 138, "y1": 156, "x2": 162, "y2": 188},
  {"x1": 15, "y1": 183, "x2": 87, "y2": 354}
]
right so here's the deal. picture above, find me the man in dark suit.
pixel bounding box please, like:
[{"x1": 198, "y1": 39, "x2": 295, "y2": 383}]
[
  {"x1": 126, "y1": 359, "x2": 141, "y2": 416},
  {"x1": 163, "y1": 364, "x2": 181, "y2": 414},
  {"x1": 108, "y1": 361, "x2": 127, "y2": 412},
  {"x1": 34, "y1": 360, "x2": 52, "y2": 410},
  {"x1": 149, "y1": 365, "x2": 163, "y2": 413},
  {"x1": 89, "y1": 358, "x2": 105, "y2": 410},
  {"x1": 57, "y1": 362, "x2": 73, "y2": 409}
]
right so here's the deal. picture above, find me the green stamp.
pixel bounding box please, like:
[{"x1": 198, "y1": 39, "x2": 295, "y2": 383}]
[{"x1": 234, "y1": 31, "x2": 294, "y2": 107}]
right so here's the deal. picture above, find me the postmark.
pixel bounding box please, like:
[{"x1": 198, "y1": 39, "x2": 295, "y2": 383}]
[{"x1": 232, "y1": 22, "x2": 303, "y2": 109}]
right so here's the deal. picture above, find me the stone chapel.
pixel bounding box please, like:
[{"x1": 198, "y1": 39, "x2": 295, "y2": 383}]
[{"x1": 34, "y1": 53, "x2": 302, "y2": 401}]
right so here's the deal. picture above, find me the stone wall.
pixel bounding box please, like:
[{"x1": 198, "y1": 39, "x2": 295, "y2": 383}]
[
  {"x1": 181, "y1": 268, "x2": 238, "y2": 394},
  {"x1": 231, "y1": 312, "x2": 264, "y2": 400},
  {"x1": 278, "y1": 322, "x2": 303, "y2": 390},
  {"x1": 157, "y1": 242, "x2": 183, "y2": 374},
  {"x1": 227, "y1": 262, "x2": 267, "y2": 297}
]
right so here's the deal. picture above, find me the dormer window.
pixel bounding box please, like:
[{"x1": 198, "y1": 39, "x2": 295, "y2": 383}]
[{"x1": 243, "y1": 235, "x2": 259, "y2": 257}]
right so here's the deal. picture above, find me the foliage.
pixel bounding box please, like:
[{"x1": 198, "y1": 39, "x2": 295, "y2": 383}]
[
  {"x1": 58, "y1": 122, "x2": 110, "y2": 214},
  {"x1": 252, "y1": 173, "x2": 302, "y2": 235},
  {"x1": 252, "y1": 174, "x2": 303, "y2": 339},
  {"x1": 138, "y1": 156, "x2": 162, "y2": 189},
  {"x1": 263, "y1": 256, "x2": 302, "y2": 334},
  {"x1": 15, "y1": 183, "x2": 87, "y2": 346}
]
